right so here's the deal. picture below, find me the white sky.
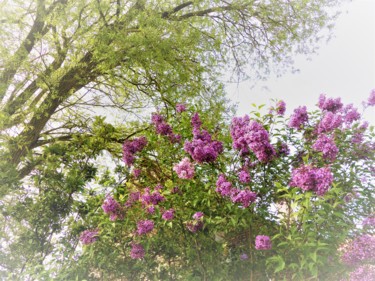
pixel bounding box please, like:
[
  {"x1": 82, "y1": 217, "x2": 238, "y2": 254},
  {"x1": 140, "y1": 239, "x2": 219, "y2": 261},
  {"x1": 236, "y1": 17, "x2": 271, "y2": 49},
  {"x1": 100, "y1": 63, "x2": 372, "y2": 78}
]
[{"x1": 226, "y1": 0, "x2": 375, "y2": 123}]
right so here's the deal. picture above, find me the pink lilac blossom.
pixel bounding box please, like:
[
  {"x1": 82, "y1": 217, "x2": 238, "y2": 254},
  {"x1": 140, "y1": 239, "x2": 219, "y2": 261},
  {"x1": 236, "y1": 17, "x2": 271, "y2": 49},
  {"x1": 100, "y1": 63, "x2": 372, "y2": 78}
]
[
  {"x1": 341, "y1": 234, "x2": 375, "y2": 265},
  {"x1": 102, "y1": 196, "x2": 124, "y2": 221},
  {"x1": 151, "y1": 113, "x2": 181, "y2": 142},
  {"x1": 317, "y1": 112, "x2": 343, "y2": 134},
  {"x1": 79, "y1": 229, "x2": 99, "y2": 245},
  {"x1": 367, "y1": 89, "x2": 375, "y2": 106},
  {"x1": 342, "y1": 104, "x2": 360, "y2": 125},
  {"x1": 216, "y1": 175, "x2": 256, "y2": 207},
  {"x1": 238, "y1": 170, "x2": 251, "y2": 183},
  {"x1": 276, "y1": 100, "x2": 286, "y2": 115},
  {"x1": 348, "y1": 264, "x2": 375, "y2": 281},
  {"x1": 230, "y1": 115, "x2": 251, "y2": 155},
  {"x1": 318, "y1": 94, "x2": 343, "y2": 113},
  {"x1": 152, "y1": 113, "x2": 173, "y2": 135},
  {"x1": 216, "y1": 174, "x2": 233, "y2": 197},
  {"x1": 186, "y1": 221, "x2": 204, "y2": 233},
  {"x1": 290, "y1": 165, "x2": 333, "y2": 196},
  {"x1": 136, "y1": 220, "x2": 154, "y2": 235},
  {"x1": 130, "y1": 243, "x2": 145, "y2": 259},
  {"x1": 122, "y1": 137, "x2": 147, "y2": 166},
  {"x1": 162, "y1": 209, "x2": 175, "y2": 221},
  {"x1": 288, "y1": 106, "x2": 309, "y2": 130},
  {"x1": 230, "y1": 189, "x2": 257, "y2": 208},
  {"x1": 140, "y1": 188, "x2": 165, "y2": 206},
  {"x1": 124, "y1": 191, "x2": 140, "y2": 208},
  {"x1": 363, "y1": 217, "x2": 375, "y2": 227},
  {"x1": 312, "y1": 134, "x2": 339, "y2": 161},
  {"x1": 192, "y1": 212, "x2": 204, "y2": 220},
  {"x1": 245, "y1": 121, "x2": 276, "y2": 163},
  {"x1": 255, "y1": 235, "x2": 272, "y2": 250},
  {"x1": 184, "y1": 113, "x2": 223, "y2": 163},
  {"x1": 191, "y1": 112, "x2": 202, "y2": 134},
  {"x1": 176, "y1": 103, "x2": 186, "y2": 113},
  {"x1": 173, "y1": 157, "x2": 195, "y2": 179}
]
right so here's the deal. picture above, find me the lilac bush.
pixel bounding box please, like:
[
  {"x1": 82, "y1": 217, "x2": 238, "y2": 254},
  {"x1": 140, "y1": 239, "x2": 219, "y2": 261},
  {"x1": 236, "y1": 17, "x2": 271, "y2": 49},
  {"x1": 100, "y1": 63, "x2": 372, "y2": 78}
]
[{"x1": 78, "y1": 93, "x2": 374, "y2": 281}]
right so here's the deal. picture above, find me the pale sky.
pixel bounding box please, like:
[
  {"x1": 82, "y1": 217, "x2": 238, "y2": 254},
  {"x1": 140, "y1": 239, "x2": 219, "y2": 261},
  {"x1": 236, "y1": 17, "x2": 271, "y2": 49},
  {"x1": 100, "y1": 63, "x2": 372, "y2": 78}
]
[{"x1": 226, "y1": 0, "x2": 375, "y2": 123}]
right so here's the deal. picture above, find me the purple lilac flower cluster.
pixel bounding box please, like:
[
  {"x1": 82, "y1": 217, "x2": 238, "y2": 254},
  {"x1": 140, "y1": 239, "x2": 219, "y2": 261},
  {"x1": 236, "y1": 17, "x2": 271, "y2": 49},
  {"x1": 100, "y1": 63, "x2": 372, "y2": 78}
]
[
  {"x1": 348, "y1": 264, "x2": 375, "y2": 281},
  {"x1": 216, "y1": 174, "x2": 234, "y2": 197},
  {"x1": 363, "y1": 217, "x2": 375, "y2": 227},
  {"x1": 216, "y1": 174, "x2": 256, "y2": 208},
  {"x1": 176, "y1": 103, "x2": 186, "y2": 113},
  {"x1": 102, "y1": 196, "x2": 124, "y2": 221},
  {"x1": 255, "y1": 235, "x2": 272, "y2": 250},
  {"x1": 290, "y1": 165, "x2": 333, "y2": 196},
  {"x1": 79, "y1": 229, "x2": 99, "y2": 245},
  {"x1": 367, "y1": 89, "x2": 375, "y2": 106},
  {"x1": 318, "y1": 94, "x2": 343, "y2": 113},
  {"x1": 231, "y1": 115, "x2": 251, "y2": 155},
  {"x1": 342, "y1": 104, "x2": 361, "y2": 125},
  {"x1": 192, "y1": 212, "x2": 204, "y2": 220},
  {"x1": 173, "y1": 157, "x2": 195, "y2": 179},
  {"x1": 184, "y1": 113, "x2": 223, "y2": 163},
  {"x1": 231, "y1": 190, "x2": 257, "y2": 208},
  {"x1": 276, "y1": 100, "x2": 286, "y2": 115},
  {"x1": 317, "y1": 112, "x2": 343, "y2": 134},
  {"x1": 246, "y1": 121, "x2": 276, "y2": 163},
  {"x1": 140, "y1": 188, "x2": 165, "y2": 209},
  {"x1": 162, "y1": 209, "x2": 174, "y2": 221},
  {"x1": 288, "y1": 106, "x2": 309, "y2": 130},
  {"x1": 124, "y1": 191, "x2": 140, "y2": 208},
  {"x1": 315, "y1": 95, "x2": 361, "y2": 133},
  {"x1": 151, "y1": 113, "x2": 181, "y2": 143},
  {"x1": 186, "y1": 212, "x2": 204, "y2": 233},
  {"x1": 130, "y1": 243, "x2": 145, "y2": 259},
  {"x1": 238, "y1": 170, "x2": 251, "y2": 183},
  {"x1": 136, "y1": 220, "x2": 155, "y2": 235},
  {"x1": 341, "y1": 234, "x2": 375, "y2": 265},
  {"x1": 312, "y1": 134, "x2": 339, "y2": 161},
  {"x1": 122, "y1": 136, "x2": 147, "y2": 166},
  {"x1": 230, "y1": 117, "x2": 275, "y2": 162}
]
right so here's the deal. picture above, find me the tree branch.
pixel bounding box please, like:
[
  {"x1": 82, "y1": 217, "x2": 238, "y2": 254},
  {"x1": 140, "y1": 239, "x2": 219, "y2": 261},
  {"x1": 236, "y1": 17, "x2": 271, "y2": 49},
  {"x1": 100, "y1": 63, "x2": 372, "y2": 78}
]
[{"x1": 161, "y1": 1, "x2": 193, "y2": 18}]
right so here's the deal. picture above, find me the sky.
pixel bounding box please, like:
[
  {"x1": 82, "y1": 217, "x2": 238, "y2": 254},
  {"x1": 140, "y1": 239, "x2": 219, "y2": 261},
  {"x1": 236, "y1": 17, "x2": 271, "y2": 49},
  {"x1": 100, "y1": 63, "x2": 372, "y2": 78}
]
[{"x1": 226, "y1": 0, "x2": 375, "y2": 123}]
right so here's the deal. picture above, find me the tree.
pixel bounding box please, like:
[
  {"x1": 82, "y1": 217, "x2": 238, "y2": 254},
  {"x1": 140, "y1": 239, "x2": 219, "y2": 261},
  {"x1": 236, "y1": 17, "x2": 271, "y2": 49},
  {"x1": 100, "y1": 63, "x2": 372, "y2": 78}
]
[{"x1": 0, "y1": 0, "x2": 345, "y2": 279}]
